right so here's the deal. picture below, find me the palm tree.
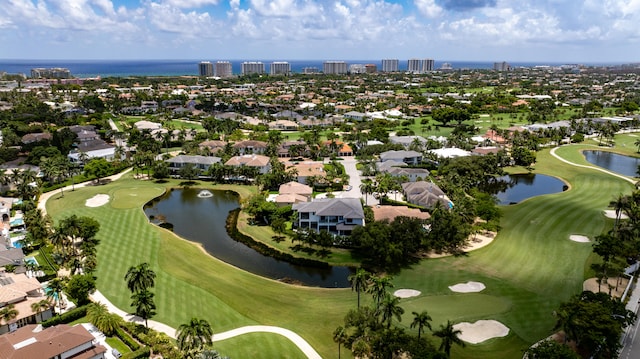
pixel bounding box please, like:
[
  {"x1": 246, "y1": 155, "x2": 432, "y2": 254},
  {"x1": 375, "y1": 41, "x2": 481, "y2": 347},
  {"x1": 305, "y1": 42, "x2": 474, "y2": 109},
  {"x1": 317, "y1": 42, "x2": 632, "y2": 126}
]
[
  {"x1": 0, "y1": 304, "x2": 19, "y2": 327},
  {"x1": 30, "y1": 299, "x2": 52, "y2": 322},
  {"x1": 87, "y1": 303, "x2": 122, "y2": 336},
  {"x1": 378, "y1": 294, "x2": 405, "y2": 328},
  {"x1": 634, "y1": 138, "x2": 640, "y2": 153},
  {"x1": 176, "y1": 317, "x2": 214, "y2": 358},
  {"x1": 410, "y1": 310, "x2": 433, "y2": 339},
  {"x1": 348, "y1": 268, "x2": 370, "y2": 309},
  {"x1": 433, "y1": 320, "x2": 466, "y2": 358},
  {"x1": 332, "y1": 325, "x2": 348, "y2": 359},
  {"x1": 46, "y1": 277, "x2": 66, "y2": 313},
  {"x1": 124, "y1": 262, "x2": 156, "y2": 294},
  {"x1": 368, "y1": 275, "x2": 394, "y2": 306},
  {"x1": 130, "y1": 289, "x2": 156, "y2": 328},
  {"x1": 359, "y1": 178, "x2": 375, "y2": 206}
]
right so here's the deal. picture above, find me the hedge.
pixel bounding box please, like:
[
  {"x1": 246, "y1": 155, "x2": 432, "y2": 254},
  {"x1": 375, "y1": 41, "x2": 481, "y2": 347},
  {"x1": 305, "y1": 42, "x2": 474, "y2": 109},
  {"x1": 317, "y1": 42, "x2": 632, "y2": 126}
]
[
  {"x1": 41, "y1": 305, "x2": 89, "y2": 327},
  {"x1": 115, "y1": 327, "x2": 140, "y2": 351},
  {"x1": 121, "y1": 346, "x2": 151, "y2": 359},
  {"x1": 225, "y1": 208, "x2": 330, "y2": 269}
]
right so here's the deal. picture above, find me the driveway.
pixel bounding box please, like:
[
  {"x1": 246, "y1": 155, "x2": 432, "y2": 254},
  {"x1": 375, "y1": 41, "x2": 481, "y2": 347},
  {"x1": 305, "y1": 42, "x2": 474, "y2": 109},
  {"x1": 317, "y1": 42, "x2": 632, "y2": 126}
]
[{"x1": 334, "y1": 157, "x2": 379, "y2": 205}]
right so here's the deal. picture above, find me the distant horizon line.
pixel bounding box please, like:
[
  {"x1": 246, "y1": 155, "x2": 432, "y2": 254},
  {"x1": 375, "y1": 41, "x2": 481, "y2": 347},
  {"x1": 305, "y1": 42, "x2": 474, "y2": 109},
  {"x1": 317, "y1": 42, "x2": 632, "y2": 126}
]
[{"x1": 0, "y1": 58, "x2": 635, "y2": 65}]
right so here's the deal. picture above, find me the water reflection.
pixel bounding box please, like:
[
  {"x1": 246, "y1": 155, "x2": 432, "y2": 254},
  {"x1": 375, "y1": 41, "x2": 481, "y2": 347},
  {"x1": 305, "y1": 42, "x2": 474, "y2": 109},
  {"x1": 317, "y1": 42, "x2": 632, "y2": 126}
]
[
  {"x1": 583, "y1": 150, "x2": 640, "y2": 177},
  {"x1": 481, "y1": 174, "x2": 566, "y2": 205}
]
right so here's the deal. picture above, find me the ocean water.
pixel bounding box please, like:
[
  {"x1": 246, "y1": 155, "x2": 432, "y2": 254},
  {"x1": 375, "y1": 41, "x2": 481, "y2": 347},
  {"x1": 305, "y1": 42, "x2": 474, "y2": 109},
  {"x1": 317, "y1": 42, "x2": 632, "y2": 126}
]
[{"x1": 0, "y1": 59, "x2": 621, "y2": 78}]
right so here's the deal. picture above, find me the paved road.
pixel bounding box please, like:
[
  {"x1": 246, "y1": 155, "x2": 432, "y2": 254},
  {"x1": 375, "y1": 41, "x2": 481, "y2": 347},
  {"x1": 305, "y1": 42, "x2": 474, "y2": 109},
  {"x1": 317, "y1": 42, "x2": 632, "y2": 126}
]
[
  {"x1": 619, "y1": 276, "x2": 640, "y2": 359},
  {"x1": 332, "y1": 156, "x2": 379, "y2": 205}
]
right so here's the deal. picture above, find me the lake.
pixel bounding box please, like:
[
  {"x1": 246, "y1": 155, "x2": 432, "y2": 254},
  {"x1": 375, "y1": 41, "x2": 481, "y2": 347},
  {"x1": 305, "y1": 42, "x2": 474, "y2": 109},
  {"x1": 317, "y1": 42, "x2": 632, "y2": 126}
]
[
  {"x1": 583, "y1": 150, "x2": 640, "y2": 177},
  {"x1": 144, "y1": 188, "x2": 352, "y2": 287},
  {"x1": 483, "y1": 174, "x2": 567, "y2": 205}
]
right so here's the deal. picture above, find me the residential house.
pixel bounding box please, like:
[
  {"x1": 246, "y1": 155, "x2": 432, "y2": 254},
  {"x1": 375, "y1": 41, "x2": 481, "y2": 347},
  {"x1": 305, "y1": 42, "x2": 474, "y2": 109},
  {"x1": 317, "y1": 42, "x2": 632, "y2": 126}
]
[
  {"x1": 285, "y1": 161, "x2": 325, "y2": 185},
  {"x1": 233, "y1": 140, "x2": 267, "y2": 155},
  {"x1": 343, "y1": 111, "x2": 367, "y2": 121},
  {"x1": 0, "y1": 324, "x2": 106, "y2": 358},
  {"x1": 20, "y1": 133, "x2": 52, "y2": 145},
  {"x1": 371, "y1": 205, "x2": 431, "y2": 222},
  {"x1": 292, "y1": 198, "x2": 364, "y2": 236},
  {"x1": 268, "y1": 120, "x2": 299, "y2": 131},
  {"x1": 66, "y1": 126, "x2": 115, "y2": 163},
  {"x1": 199, "y1": 140, "x2": 227, "y2": 155},
  {"x1": 277, "y1": 140, "x2": 308, "y2": 158},
  {"x1": 0, "y1": 272, "x2": 53, "y2": 334},
  {"x1": 165, "y1": 155, "x2": 221, "y2": 174},
  {"x1": 389, "y1": 135, "x2": 428, "y2": 149},
  {"x1": 379, "y1": 150, "x2": 422, "y2": 165},
  {"x1": 402, "y1": 181, "x2": 453, "y2": 209},
  {"x1": 225, "y1": 154, "x2": 271, "y2": 174},
  {"x1": 385, "y1": 167, "x2": 430, "y2": 182},
  {"x1": 428, "y1": 147, "x2": 471, "y2": 159},
  {"x1": 274, "y1": 181, "x2": 313, "y2": 206}
]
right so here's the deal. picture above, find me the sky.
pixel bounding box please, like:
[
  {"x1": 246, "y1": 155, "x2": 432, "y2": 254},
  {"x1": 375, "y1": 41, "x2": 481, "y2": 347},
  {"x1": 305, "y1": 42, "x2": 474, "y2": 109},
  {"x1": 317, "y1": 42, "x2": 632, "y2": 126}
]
[{"x1": 1, "y1": 0, "x2": 640, "y2": 63}]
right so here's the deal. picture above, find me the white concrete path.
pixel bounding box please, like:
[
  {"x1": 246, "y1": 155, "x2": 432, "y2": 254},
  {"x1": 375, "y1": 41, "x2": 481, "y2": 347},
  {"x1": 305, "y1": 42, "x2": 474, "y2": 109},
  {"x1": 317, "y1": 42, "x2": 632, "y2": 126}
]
[
  {"x1": 549, "y1": 146, "x2": 636, "y2": 185},
  {"x1": 90, "y1": 291, "x2": 322, "y2": 359},
  {"x1": 39, "y1": 169, "x2": 323, "y2": 359}
]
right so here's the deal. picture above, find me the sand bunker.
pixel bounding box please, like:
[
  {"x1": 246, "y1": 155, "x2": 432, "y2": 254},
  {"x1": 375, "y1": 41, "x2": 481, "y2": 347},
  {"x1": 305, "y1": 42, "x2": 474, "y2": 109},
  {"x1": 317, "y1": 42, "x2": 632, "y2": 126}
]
[
  {"x1": 603, "y1": 210, "x2": 629, "y2": 219},
  {"x1": 569, "y1": 235, "x2": 590, "y2": 243},
  {"x1": 453, "y1": 320, "x2": 509, "y2": 344},
  {"x1": 449, "y1": 281, "x2": 486, "y2": 293},
  {"x1": 86, "y1": 194, "x2": 109, "y2": 207},
  {"x1": 393, "y1": 289, "x2": 421, "y2": 298}
]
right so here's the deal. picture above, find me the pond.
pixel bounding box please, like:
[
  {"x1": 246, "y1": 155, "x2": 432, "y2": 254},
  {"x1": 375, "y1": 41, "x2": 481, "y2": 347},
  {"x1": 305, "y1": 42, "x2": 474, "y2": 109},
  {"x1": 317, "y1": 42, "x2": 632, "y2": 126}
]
[
  {"x1": 144, "y1": 188, "x2": 352, "y2": 287},
  {"x1": 482, "y1": 174, "x2": 567, "y2": 205},
  {"x1": 583, "y1": 150, "x2": 640, "y2": 177}
]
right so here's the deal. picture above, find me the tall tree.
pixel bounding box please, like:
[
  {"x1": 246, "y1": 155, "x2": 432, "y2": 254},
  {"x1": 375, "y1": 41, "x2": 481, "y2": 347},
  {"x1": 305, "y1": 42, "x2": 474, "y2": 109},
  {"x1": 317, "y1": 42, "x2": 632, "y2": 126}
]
[
  {"x1": 433, "y1": 320, "x2": 465, "y2": 358},
  {"x1": 87, "y1": 303, "x2": 122, "y2": 336},
  {"x1": 378, "y1": 294, "x2": 405, "y2": 329},
  {"x1": 46, "y1": 277, "x2": 66, "y2": 313},
  {"x1": 125, "y1": 262, "x2": 156, "y2": 294},
  {"x1": 410, "y1": 310, "x2": 433, "y2": 339},
  {"x1": 130, "y1": 289, "x2": 156, "y2": 328},
  {"x1": 333, "y1": 326, "x2": 348, "y2": 359},
  {"x1": 348, "y1": 268, "x2": 370, "y2": 309},
  {"x1": 30, "y1": 299, "x2": 52, "y2": 322},
  {"x1": 177, "y1": 317, "x2": 214, "y2": 358},
  {"x1": 368, "y1": 275, "x2": 394, "y2": 306}
]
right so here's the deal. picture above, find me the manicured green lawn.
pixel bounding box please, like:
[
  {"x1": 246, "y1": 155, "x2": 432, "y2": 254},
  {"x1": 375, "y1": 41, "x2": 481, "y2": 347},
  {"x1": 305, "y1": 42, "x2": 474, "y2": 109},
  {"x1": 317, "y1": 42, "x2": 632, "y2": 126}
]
[
  {"x1": 44, "y1": 143, "x2": 636, "y2": 358},
  {"x1": 106, "y1": 337, "x2": 131, "y2": 354}
]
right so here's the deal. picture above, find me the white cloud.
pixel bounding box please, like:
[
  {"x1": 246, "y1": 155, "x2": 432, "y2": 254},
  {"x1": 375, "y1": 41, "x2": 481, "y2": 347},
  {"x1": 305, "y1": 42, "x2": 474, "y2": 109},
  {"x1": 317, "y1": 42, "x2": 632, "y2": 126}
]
[
  {"x1": 250, "y1": 0, "x2": 321, "y2": 17},
  {"x1": 148, "y1": 2, "x2": 217, "y2": 35},
  {"x1": 161, "y1": 0, "x2": 220, "y2": 8},
  {"x1": 415, "y1": 0, "x2": 443, "y2": 18}
]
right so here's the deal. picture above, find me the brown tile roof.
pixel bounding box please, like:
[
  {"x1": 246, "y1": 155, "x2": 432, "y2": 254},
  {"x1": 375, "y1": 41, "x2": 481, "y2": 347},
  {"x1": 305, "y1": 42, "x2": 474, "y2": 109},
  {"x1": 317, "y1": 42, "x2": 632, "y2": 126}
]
[
  {"x1": 0, "y1": 324, "x2": 105, "y2": 359},
  {"x1": 372, "y1": 205, "x2": 431, "y2": 222}
]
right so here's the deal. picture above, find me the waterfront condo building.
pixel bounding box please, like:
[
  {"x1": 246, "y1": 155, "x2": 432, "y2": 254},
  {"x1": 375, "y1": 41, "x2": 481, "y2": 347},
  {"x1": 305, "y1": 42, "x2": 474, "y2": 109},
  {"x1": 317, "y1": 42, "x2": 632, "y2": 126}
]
[
  {"x1": 494, "y1": 61, "x2": 511, "y2": 71},
  {"x1": 407, "y1": 59, "x2": 435, "y2": 73},
  {"x1": 198, "y1": 61, "x2": 214, "y2": 77},
  {"x1": 30, "y1": 67, "x2": 71, "y2": 79},
  {"x1": 381, "y1": 59, "x2": 399, "y2": 72},
  {"x1": 215, "y1": 61, "x2": 233, "y2": 78},
  {"x1": 349, "y1": 64, "x2": 367, "y2": 74},
  {"x1": 323, "y1": 61, "x2": 348, "y2": 75},
  {"x1": 270, "y1": 62, "x2": 291, "y2": 76},
  {"x1": 241, "y1": 62, "x2": 265, "y2": 75}
]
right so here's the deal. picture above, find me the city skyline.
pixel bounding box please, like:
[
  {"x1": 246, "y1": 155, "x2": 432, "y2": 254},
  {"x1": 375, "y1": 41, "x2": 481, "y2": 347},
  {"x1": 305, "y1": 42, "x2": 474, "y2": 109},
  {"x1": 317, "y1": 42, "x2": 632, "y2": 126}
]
[{"x1": 1, "y1": 0, "x2": 639, "y2": 62}]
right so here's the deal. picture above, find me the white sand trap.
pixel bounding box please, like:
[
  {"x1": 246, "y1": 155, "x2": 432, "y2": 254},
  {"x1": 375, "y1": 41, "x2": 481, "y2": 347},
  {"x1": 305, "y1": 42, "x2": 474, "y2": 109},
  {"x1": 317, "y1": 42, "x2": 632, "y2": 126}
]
[
  {"x1": 86, "y1": 194, "x2": 109, "y2": 207},
  {"x1": 453, "y1": 320, "x2": 510, "y2": 344},
  {"x1": 569, "y1": 235, "x2": 590, "y2": 243},
  {"x1": 449, "y1": 281, "x2": 486, "y2": 293},
  {"x1": 603, "y1": 210, "x2": 629, "y2": 219},
  {"x1": 393, "y1": 289, "x2": 421, "y2": 298}
]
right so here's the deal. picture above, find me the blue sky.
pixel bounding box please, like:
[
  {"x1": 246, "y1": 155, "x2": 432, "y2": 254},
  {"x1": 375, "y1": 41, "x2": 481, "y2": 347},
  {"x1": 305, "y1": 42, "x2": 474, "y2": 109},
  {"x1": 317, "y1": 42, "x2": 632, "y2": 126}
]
[{"x1": 1, "y1": 0, "x2": 639, "y2": 62}]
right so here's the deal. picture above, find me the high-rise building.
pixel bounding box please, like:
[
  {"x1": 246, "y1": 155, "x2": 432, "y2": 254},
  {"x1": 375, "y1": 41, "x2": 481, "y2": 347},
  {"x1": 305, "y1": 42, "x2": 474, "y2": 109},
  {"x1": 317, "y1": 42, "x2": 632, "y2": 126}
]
[
  {"x1": 302, "y1": 67, "x2": 320, "y2": 74},
  {"x1": 323, "y1": 61, "x2": 348, "y2": 75},
  {"x1": 349, "y1": 64, "x2": 367, "y2": 74},
  {"x1": 241, "y1": 62, "x2": 265, "y2": 75},
  {"x1": 365, "y1": 64, "x2": 377, "y2": 73},
  {"x1": 30, "y1": 67, "x2": 71, "y2": 79},
  {"x1": 270, "y1": 62, "x2": 291, "y2": 76},
  {"x1": 381, "y1": 59, "x2": 399, "y2": 72},
  {"x1": 198, "y1": 61, "x2": 214, "y2": 77},
  {"x1": 407, "y1": 59, "x2": 434, "y2": 73},
  {"x1": 215, "y1": 61, "x2": 233, "y2": 78},
  {"x1": 494, "y1": 61, "x2": 511, "y2": 71}
]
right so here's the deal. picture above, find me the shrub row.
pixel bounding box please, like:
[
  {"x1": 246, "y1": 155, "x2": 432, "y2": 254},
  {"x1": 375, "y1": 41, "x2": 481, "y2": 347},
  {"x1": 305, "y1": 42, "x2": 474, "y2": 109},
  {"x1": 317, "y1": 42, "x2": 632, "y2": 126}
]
[
  {"x1": 121, "y1": 346, "x2": 151, "y2": 359},
  {"x1": 226, "y1": 208, "x2": 330, "y2": 269},
  {"x1": 115, "y1": 327, "x2": 140, "y2": 351},
  {"x1": 41, "y1": 305, "x2": 88, "y2": 327}
]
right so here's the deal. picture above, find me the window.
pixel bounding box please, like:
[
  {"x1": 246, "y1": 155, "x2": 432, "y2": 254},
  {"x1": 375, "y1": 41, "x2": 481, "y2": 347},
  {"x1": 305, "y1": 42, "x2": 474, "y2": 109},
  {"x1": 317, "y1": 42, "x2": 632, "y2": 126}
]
[{"x1": 301, "y1": 212, "x2": 310, "y2": 220}]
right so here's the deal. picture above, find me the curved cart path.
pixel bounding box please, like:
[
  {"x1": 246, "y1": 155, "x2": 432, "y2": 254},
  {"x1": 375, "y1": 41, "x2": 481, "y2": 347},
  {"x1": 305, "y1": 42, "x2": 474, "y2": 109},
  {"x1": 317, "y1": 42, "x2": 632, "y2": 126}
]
[
  {"x1": 549, "y1": 146, "x2": 636, "y2": 185},
  {"x1": 39, "y1": 169, "x2": 323, "y2": 359}
]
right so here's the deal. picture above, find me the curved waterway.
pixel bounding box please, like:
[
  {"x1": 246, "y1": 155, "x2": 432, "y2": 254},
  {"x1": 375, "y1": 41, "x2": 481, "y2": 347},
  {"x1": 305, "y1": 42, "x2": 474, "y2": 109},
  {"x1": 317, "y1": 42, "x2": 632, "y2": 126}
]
[
  {"x1": 583, "y1": 150, "x2": 640, "y2": 177},
  {"x1": 481, "y1": 174, "x2": 567, "y2": 205},
  {"x1": 144, "y1": 188, "x2": 352, "y2": 287}
]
